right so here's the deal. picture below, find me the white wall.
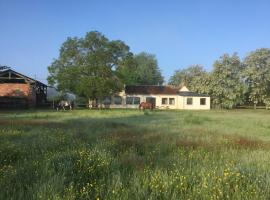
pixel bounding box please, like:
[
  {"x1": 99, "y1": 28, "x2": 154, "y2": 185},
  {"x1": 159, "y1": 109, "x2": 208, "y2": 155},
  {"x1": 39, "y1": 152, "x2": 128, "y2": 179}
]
[
  {"x1": 104, "y1": 92, "x2": 210, "y2": 110},
  {"x1": 182, "y1": 96, "x2": 210, "y2": 110}
]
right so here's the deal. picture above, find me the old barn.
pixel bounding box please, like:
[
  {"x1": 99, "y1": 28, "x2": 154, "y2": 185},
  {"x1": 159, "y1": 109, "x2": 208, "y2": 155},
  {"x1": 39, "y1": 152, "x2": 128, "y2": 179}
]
[{"x1": 0, "y1": 67, "x2": 47, "y2": 108}]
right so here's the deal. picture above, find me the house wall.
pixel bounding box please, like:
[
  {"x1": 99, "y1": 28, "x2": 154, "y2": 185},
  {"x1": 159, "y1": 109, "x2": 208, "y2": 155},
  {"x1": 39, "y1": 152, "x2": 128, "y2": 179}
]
[
  {"x1": 182, "y1": 96, "x2": 210, "y2": 110},
  {"x1": 0, "y1": 83, "x2": 36, "y2": 106},
  {"x1": 108, "y1": 93, "x2": 210, "y2": 110}
]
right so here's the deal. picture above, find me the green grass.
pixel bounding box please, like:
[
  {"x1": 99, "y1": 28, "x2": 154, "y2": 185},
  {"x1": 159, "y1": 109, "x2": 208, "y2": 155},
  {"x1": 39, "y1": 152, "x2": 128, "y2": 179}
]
[{"x1": 1, "y1": 109, "x2": 270, "y2": 199}]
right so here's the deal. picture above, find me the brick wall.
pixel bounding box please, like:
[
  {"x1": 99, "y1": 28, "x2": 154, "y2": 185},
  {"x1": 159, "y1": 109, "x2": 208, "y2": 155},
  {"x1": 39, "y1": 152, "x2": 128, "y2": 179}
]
[{"x1": 0, "y1": 83, "x2": 36, "y2": 106}]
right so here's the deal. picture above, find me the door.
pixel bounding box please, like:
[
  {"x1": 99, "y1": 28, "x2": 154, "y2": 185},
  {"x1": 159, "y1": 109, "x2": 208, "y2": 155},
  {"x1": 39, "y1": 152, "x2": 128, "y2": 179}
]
[{"x1": 146, "y1": 97, "x2": 156, "y2": 108}]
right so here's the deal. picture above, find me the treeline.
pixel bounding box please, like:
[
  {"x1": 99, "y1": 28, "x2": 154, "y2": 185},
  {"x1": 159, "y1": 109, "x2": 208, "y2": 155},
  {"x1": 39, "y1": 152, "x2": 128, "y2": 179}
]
[
  {"x1": 169, "y1": 49, "x2": 270, "y2": 109},
  {"x1": 48, "y1": 31, "x2": 270, "y2": 109}
]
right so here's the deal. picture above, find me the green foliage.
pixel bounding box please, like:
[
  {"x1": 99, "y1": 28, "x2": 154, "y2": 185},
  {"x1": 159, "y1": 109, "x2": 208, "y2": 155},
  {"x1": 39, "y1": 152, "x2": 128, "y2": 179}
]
[
  {"x1": 189, "y1": 72, "x2": 213, "y2": 95},
  {"x1": 169, "y1": 65, "x2": 206, "y2": 87},
  {"x1": 243, "y1": 48, "x2": 270, "y2": 108},
  {"x1": 47, "y1": 31, "x2": 130, "y2": 101},
  {"x1": 116, "y1": 52, "x2": 164, "y2": 85},
  {"x1": 169, "y1": 51, "x2": 270, "y2": 109},
  {"x1": 210, "y1": 53, "x2": 244, "y2": 109}
]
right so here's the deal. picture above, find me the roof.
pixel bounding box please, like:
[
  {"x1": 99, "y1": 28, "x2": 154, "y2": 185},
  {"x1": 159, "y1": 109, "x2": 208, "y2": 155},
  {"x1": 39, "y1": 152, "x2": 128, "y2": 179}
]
[
  {"x1": 125, "y1": 85, "x2": 209, "y2": 97},
  {"x1": 125, "y1": 85, "x2": 179, "y2": 95},
  {"x1": 0, "y1": 69, "x2": 47, "y2": 86},
  {"x1": 178, "y1": 91, "x2": 209, "y2": 97}
]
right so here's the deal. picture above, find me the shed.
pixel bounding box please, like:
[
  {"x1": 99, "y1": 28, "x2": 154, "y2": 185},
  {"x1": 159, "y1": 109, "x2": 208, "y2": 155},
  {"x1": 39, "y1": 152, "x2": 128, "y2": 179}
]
[{"x1": 0, "y1": 67, "x2": 47, "y2": 108}]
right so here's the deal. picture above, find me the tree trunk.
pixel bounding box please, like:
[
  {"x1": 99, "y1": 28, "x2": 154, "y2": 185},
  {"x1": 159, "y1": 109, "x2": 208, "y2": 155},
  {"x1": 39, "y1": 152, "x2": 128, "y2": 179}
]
[{"x1": 254, "y1": 103, "x2": 257, "y2": 109}]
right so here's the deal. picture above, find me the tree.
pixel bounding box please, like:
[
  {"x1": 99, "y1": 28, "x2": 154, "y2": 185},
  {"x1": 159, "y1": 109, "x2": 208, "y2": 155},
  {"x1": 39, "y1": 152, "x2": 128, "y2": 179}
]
[
  {"x1": 168, "y1": 65, "x2": 206, "y2": 87},
  {"x1": 189, "y1": 72, "x2": 213, "y2": 96},
  {"x1": 243, "y1": 48, "x2": 270, "y2": 109},
  {"x1": 47, "y1": 31, "x2": 130, "y2": 106},
  {"x1": 116, "y1": 52, "x2": 164, "y2": 85},
  {"x1": 134, "y1": 52, "x2": 164, "y2": 85},
  {"x1": 210, "y1": 53, "x2": 244, "y2": 109},
  {"x1": 116, "y1": 53, "x2": 138, "y2": 85}
]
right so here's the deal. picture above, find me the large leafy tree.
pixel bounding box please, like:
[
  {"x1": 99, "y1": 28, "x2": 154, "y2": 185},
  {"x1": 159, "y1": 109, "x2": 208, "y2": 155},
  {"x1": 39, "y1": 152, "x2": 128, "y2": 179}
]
[
  {"x1": 168, "y1": 65, "x2": 206, "y2": 87},
  {"x1": 243, "y1": 48, "x2": 270, "y2": 109},
  {"x1": 116, "y1": 52, "x2": 164, "y2": 85},
  {"x1": 189, "y1": 72, "x2": 213, "y2": 96},
  {"x1": 47, "y1": 31, "x2": 130, "y2": 105},
  {"x1": 210, "y1": 53, "x2": 244, "y2": 108},
  {"x1": 116, "y1": 53, "x2": 138, "y2": 85}
]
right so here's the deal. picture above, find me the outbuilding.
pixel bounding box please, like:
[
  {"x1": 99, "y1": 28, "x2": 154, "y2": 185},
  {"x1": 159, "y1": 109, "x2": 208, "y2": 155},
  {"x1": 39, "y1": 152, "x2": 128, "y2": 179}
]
[{"x1": 0, "y1": 67, "x2": 47, "y2": 108}]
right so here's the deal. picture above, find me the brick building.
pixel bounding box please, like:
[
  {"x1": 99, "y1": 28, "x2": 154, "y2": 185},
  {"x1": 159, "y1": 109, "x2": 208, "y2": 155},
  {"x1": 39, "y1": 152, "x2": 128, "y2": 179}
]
[{"x1": 0, "y1": 68, "x2": 47, "y2": 108}]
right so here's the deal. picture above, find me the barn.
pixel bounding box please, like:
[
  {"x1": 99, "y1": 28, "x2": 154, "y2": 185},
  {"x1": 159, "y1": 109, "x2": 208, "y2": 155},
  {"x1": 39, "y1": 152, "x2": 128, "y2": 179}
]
[{"x1": 0, "y1": 67, "x2": 47, "y2": 108}]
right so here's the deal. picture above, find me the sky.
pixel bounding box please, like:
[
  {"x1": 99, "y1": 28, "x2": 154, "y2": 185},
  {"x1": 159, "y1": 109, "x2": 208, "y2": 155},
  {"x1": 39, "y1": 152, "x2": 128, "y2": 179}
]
[{"x1": 1, "y1": 0, "x2": 270, "y2": 83}]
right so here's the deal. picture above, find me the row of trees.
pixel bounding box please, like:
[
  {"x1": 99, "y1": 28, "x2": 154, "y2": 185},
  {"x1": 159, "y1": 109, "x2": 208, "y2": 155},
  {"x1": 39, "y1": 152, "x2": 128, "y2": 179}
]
[
  {"x1": 48, "y1": 31, "x2": 270, "y2": 109},
  {"x1": 169, "y1": 49, "x2": 270, "y2": 109},
  {"x1": 48, "y1": 31, "x2": 163, "y2": 104}
]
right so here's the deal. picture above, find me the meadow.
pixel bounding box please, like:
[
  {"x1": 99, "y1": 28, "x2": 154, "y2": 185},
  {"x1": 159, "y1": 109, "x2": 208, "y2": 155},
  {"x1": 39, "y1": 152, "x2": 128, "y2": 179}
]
[{"x1": 1, "y1": 109, "x2": 270, "y2": 200}]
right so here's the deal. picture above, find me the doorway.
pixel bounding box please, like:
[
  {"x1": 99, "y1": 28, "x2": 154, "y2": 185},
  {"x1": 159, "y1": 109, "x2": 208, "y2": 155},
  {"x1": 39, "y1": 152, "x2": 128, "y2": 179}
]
[{"x1": 146, "y1": 97, "x2": 156, "y2": 108}]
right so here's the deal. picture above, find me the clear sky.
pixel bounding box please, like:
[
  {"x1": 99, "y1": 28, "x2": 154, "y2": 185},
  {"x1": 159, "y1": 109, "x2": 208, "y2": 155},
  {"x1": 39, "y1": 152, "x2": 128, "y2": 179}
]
[{"x1": 1, "y1": 0, "x2": 270, "y2": 83}]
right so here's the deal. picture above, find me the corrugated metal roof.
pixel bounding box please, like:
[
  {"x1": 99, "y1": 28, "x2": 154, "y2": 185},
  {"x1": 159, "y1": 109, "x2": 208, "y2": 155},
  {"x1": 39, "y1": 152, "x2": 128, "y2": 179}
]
[{"x1": 0, "y1": 69, "x2": 47, "y2": 86}]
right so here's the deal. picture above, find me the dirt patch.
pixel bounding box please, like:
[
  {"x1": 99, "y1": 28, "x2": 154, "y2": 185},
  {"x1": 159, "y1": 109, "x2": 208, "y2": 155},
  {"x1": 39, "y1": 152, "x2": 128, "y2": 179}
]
[{"x1": 223, "y1": 134, "x2": 270, "y2": 150}]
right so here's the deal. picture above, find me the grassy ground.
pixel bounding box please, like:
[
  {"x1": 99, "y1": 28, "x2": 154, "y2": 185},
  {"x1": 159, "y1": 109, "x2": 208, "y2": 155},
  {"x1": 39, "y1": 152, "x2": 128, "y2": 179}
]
[{"x1": 1, "y1": 109, "x2": 270, "y2": 200}]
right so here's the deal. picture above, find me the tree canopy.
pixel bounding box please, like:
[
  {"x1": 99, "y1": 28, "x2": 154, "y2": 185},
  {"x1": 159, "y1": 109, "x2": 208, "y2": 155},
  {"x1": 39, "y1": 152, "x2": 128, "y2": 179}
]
[
  {"x1": 47, "y1": 31, "x2": 130, "y2": 102},
  {"x1": 243, "y1": 48, "x2": 270, "y2": 108},
  {"x1": 168, "y1": 65, "x2": 206, "y2": 87},
  {"x1": 169, "y1": 49, "x2": 270, "y2": 109},
  {"x1": 116, "y1": 52, "x2": 164, "y2": 85},
  {"x1": 210, "y1": 53, "x2": 244, "y2": 108}
]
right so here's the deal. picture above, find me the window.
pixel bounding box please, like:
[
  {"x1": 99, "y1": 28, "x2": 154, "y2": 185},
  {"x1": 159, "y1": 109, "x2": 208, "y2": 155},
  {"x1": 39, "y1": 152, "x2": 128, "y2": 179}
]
[
  {"x1": 200, "y1": 98, "x2": 206, "y2": 105},
  {"x1": 113, "y1": 96, "x2": 122, "y2": 105},
  {"x1": 133, "y1": 97, "x2": 140, "y2": 105},
  {"x1": 187, "y1": 98, "x2": 193, "y2": 105},
  {"x1": 126, "y1": 97, "x2": 140, "y2": 105},
  {"x1": 103, "y1": 96, "x2": 111, "y2": 105},
  {"x1": 162, "y1": 98, "x2": 168, "y2": 105},
  {"x1": 169, "y1": 98, "x2": 175, "y2": 105},
  {"x1": 126, "y1": 97, "x2": 133, "y2": 105}
]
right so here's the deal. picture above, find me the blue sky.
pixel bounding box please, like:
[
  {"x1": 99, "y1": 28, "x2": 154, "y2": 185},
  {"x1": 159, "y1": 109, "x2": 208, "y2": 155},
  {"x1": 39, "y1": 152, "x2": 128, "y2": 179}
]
[{"x1": 1, "y1": 0, "x2": 270, "y2": 83}]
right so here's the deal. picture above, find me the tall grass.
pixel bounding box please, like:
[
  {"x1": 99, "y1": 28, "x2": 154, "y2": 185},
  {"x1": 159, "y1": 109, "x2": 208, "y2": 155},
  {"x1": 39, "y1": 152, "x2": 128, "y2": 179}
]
[{"x1": 1, "y1": 109, "x2": 270, "y2": 199}]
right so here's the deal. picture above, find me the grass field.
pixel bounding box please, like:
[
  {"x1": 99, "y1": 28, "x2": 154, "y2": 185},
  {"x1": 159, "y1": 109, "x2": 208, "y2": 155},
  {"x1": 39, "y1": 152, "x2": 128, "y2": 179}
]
[{"x1": 1, "y1": 109, "x2": 270, "y2": 200}]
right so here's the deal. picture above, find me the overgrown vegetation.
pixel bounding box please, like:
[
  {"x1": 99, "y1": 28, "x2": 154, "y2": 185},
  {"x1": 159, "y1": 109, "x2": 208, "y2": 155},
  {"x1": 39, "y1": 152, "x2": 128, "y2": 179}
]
[{"x1": 1, "y1": 109, "x2": 270, "y2": 199}]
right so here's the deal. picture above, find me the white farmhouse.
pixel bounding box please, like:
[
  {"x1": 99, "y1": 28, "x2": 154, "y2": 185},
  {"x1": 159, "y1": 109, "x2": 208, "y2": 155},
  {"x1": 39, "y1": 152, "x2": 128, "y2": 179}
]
[{"x1": 105, "y1": 85, "x2": 210, "y2": 110}]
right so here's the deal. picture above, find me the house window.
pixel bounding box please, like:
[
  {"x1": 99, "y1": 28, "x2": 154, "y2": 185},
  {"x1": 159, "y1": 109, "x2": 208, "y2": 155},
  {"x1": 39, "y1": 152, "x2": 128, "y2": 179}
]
[
  {"x1": 126, "y1": 97, "x2": 133, "y2": 105},
  {"x1": 126, "y1": 97, "x2": 140, "y2": 105},
  {"x1": 169, "y1": 98, "x2": 175, "y2": 105},
  {"x1": 103, "y1": 97, "x2": 111, "y2": 105},
  {"x1": 113, "y1": 96, "x2": 122, "y2": 105},
  {"x1": 133, "y1": 97, "x2": 140, "y2": 105},
  {"x1": 200, "y1": 98, "x2": 206, "y2": 105},
  {"x1": 187, "y1": 98, "x2": 193, "y2": 105},
  {"x1": 162, "y1": 98, "x2": 168, "y2": 105}
]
